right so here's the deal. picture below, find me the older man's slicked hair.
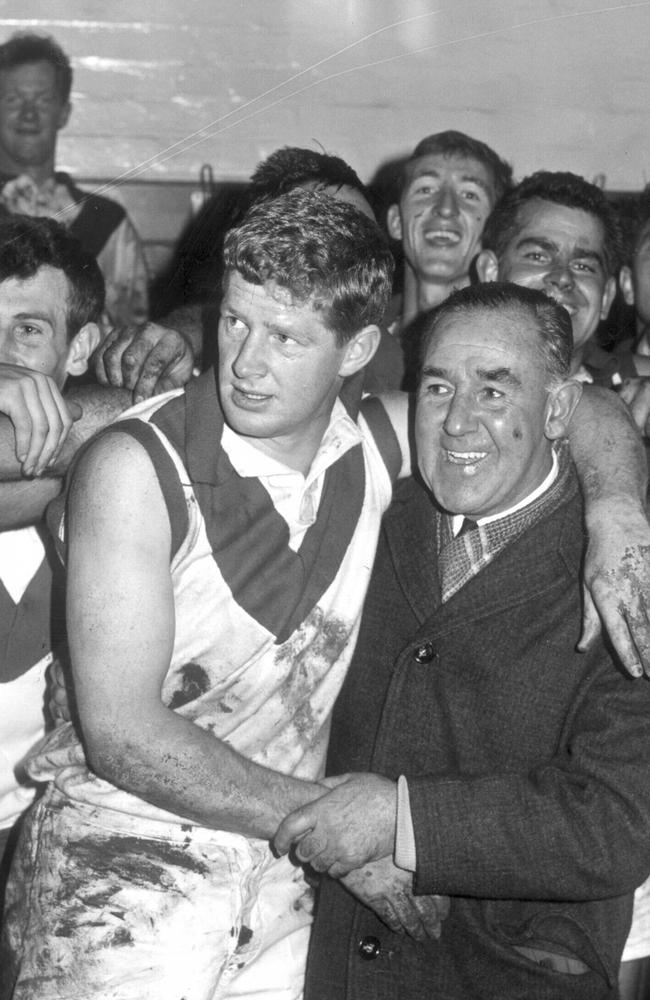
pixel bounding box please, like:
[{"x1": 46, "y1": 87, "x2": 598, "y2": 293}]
[
  {"x1": 223, "y1": 188, "x2": 394, "y2": 345},
  {"x1": 419, "y1": 281, "x2": 574, "y2": 386}
]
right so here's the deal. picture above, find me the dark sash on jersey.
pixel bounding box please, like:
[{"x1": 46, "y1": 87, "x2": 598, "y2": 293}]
[
  {"x1": 54, "y1": 371, "x2": 399, "y2": 645},
  {"x1": 0, "y1": 532, "x2": 65, "y2": 683},
  {"x1": 147, "y1": 370, "x2": 367, "y2": 644}
]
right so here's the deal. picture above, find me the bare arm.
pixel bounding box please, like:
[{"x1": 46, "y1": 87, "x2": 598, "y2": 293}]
[
  {"x1": 566, "y1": 385, "x2": 650, "y2": 676},
  {"x1": 67, "y1": 433, "x2": 324, "y2": 836},
  {"x1": 0, "y1": 380, "x2": 131, "y2": 529}
]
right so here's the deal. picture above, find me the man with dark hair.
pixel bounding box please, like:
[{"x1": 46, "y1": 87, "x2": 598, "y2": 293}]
[
  {"x1": 386, "y1": 130, "x2": 513, "y2": 335},
  {"x1": 0, "y1": 215, "x2": 102, "y2": 912},
  {"x1": 277, "y1": 283, "x2": 650, "y2": 1000},
  {"x1": 0, "y1": 31, "x2": 148, "y2": 328},
  {"x1": 477, "y1": 171, "x2": 650, "y2": 435},
  {"x1": 247, "y1": 145, "x2": 375, "y2": 219}
]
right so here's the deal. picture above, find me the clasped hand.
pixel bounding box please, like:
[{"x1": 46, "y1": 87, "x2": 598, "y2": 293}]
[
  {"x1": 274, "y1": 772, "x2": 397, "y2": 877},
  {"x1": 274, "y1": 773, "x2": 450, "y2": 941}
]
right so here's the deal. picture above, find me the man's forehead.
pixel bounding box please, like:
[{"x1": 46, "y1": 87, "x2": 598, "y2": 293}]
[
  {"x1": 508, "y1": 199, "x2": 606, "y2": 253},
  {"x1": 0, "y1": 265, "x2": 70, "y2": 314},
  {"x1": 424, "y1": 309, "x2": 540, "y2": 368},
  {"x1": 224, "y1": 271, "x2": 297, "y2": 308},
  {"x1": 405, "y1": 152, "x2": 495, "y2": 193},
  {"x1": 0, "y1": 60, "x2": 58, "y2": 89}
]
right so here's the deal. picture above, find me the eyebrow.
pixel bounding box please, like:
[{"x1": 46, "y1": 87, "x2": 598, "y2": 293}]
[
  {"x1": 476, "y1": 366, "x2": 522, "y2": 387},
  {"x1": 13, "y1": 311, "x2": 54, "y2": 323},
  {"x1": 515, "y1": 236, "x2": 604, "y2": 267},
  {"x1": 408, "y1": 168, "x2": 491, "y2": 196},
  {"x1": 422, "y1": 364, "x2": 522, "y2": 388}
]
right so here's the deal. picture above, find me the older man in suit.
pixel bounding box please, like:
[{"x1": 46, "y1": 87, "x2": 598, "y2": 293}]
[{"x1": 276, "y1": 282, "x2": 650, "y2": 999}]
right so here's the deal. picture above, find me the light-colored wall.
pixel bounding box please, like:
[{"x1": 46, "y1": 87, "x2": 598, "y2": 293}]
[{"x1": 1, "y1": 0, "x2": 648, "y2": 191}]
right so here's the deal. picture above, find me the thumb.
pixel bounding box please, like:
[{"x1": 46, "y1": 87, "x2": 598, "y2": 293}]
[{"x1": 577, "y1": 584, "x2": 600, "y2": 652}]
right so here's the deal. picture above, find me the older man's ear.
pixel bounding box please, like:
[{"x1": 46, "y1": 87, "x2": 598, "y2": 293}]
[{"x1": 544, "y1": 380, "x2": 583, "y2": 441}]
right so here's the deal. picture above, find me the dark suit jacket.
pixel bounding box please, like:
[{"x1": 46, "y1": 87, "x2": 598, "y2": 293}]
[{"x1": 306, "y1": 471, "x2": 650, "y2": 1000}]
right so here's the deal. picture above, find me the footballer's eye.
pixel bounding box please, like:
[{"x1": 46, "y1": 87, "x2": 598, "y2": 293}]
[{"x1": 222, "y1": 314, "x2": 247, "y2": 334}]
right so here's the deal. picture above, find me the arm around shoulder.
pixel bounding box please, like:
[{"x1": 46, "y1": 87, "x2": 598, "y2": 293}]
[{"x1": 567, "y1": 385, "x2": 650, "y2": 676}]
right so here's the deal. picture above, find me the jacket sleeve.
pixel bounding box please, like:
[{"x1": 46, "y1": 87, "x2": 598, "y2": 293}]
[{"x1": 408, "y1": 645, "x2": 650, "y2": 901}]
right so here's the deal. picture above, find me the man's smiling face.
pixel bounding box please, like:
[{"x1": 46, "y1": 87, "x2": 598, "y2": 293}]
[
  {"x1": 388, "y1": 153, "x2": 496, "y2": 288},
  {"x1": 416, "y1": 306, "x2": 556, "y2": 520},
  {"x1": 482, "y1": 199, "x2": 616, "y2": 361}
]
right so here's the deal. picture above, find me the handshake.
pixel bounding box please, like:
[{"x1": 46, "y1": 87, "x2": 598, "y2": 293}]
[{"x1": 273, "y1": 771, "x2": 449, "y2": 942}]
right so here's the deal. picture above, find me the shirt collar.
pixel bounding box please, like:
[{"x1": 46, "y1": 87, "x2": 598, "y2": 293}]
[
  {"x1": 451, "y1": 449, "x2": 559, "y2": 536},
  {"x1": 184, "y1": 371, "x2": 362, "y2": 485}
]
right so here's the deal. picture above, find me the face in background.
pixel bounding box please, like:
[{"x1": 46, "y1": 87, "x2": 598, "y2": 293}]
[
  {"x1": 0, "y1": 60, "x2": 70, "y2": 172},
  {"x1": 388, "y1": 153, "x2": 496, "y2": 286},
  {"x1": 620, "y1": 218, "x2": 650, "y2": 342},
  {"x1": 0, "y1": 265, "x2": 98, "y2": 387},
  {"x1": 477, "y1": 199, "x2": 616, "y2": 360},
  {"x1": 217, "y1": 270, "x2": 378, "y2": 472},
  {"x1": 416, "y1": 307, "x2": 577, "y2": 520}
]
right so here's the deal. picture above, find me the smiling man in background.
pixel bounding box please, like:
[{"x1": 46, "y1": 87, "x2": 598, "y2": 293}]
[{"x1": 0, "y1": 31, "x2": 148, "y2": 329}]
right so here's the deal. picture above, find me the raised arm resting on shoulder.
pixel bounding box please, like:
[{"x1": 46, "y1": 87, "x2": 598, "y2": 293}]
[
  {"x1": 0, "y1": 375, "x2": 131, "y2": 529},
  {"x1": 566, "y1": 384, "x2": 650, "y2": 676},
  {"x1": 66, "y1": 431, "x2": 326, "y2": 837}
]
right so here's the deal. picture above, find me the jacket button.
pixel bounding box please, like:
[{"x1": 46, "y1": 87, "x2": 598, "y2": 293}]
[
  {"x1": 358, "y1": 935, "x2": 381, "y2": 960},
  {"x1": 412, "y1": 641, "x2": 435, "y2": 664}
]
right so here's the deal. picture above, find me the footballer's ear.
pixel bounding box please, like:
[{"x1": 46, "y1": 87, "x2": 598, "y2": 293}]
[
  {"x1": 476, "y1": 249, "x2": 500, "y2": 284},
  {"x1": 619, "y1": 265, "x2": 635, "y2": 307},
  {"x1": 338, "y1": 325, "x2": 380, "y2": 378},
  {"x1": 65, "y1": 322, "x2": 101, "y2": 378},
  {"x1": 386, "y1": 203, "x2": 403, "y2": 242}
]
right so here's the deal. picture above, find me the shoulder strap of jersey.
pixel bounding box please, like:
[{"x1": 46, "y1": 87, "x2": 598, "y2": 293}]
[
  {"x1": 360, "y1": 395, "x2": 403, "y2": 482},
  {"x1": 46, "y1": 419, "x2": 189, "y2": 566}
]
